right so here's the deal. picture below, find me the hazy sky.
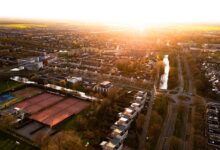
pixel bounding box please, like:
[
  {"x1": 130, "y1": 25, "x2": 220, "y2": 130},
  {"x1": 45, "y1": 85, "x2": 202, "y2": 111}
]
[{"x1": 1, "y1": 0, "x2": 220, "y2": 27}]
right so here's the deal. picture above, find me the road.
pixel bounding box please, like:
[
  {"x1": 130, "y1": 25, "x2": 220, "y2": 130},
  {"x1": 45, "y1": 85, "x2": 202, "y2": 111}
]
[
  {"x1": 138, "y1": 86, "x2": 156, "y2": 150},
  {"x1": 155, "y1": 104, "x2": 177, "y2": 150},
  {"x1": 181, "y1": 105, "x2": 190, "y2": 150},
  {"x1": 177, "y1": 55, "x2": 184, "y2": 94},
  {"x1": 155, "y1": 55, "x2": 186, "y2": 150},
  {"x1": 182, "y1": 55, "x2": 196, "y2": 95},
  {"x1": 182, "y1": 55, "x2": 196, "y2": 150}
]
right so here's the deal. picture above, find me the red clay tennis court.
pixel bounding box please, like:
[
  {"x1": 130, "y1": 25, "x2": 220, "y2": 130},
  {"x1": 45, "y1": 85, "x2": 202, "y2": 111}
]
[
  {"x1": 15, "y1": 93, "x2": 63, "y2": 114},
  {"x1": 30, "y1": 97, "x2": 89, "y2": 127},
  {"x1": 13, "y1": 87, "x2": 43, "y2": 98}
]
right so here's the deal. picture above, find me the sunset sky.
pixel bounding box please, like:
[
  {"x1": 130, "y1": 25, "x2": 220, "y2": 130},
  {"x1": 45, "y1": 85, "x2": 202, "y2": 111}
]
[{"x1": 1, "y1": 0, "x2": 220, "y2": 27}]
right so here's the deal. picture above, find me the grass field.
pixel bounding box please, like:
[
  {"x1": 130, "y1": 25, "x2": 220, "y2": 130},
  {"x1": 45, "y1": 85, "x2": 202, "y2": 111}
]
[
  {"x1": 0, "y1": 80, "x2": 24, "y2": 94},
  {"x1": 0, "y1": 130, "x2": 38, "y2": 150},
  {"x1": 169, "y1": 25, "x2": 220, "y2": 31},
  {"x1": 0, "y1": 24, "x2": 47, "y2": 29},
  {"x1": 186, "y1": 25, "x2": 220, "y2": 31},
  {"x1": 0, "y1": 97, "x2": 24, "y2": 109}
]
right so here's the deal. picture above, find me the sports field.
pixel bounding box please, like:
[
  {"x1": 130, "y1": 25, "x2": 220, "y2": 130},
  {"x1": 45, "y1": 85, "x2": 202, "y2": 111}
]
[
  {"x1": 0, "y1": 87, "x2": 43, "y2": 109},
  {"x1": 0, "y1": 92, "x2": 24, "y2": 109},
  {"x1": 31, "y1": 97, "x2": 89, "y2": 127},
  {"x1": 15, "y1": 93, "x2": 63, "y2": 114},
  {"x1": 0, "y1": 93, "x2": 15, "y2": 103},
  {"x1": 13, "y1": 87, "x2": 43, "y2": 99},
  {"x1": 14, "y1": 92, "x2": 90, "y2": 127}
]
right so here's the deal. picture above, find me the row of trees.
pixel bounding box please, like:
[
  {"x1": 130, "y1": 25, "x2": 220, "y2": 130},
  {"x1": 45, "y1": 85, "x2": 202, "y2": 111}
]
[
  {"x1": 145, "y1": 94, "x2": 169, "y2": 150},
  {"x1": 192, "y1": 97, "x2": 206, "y2": 150},
  {"x1": 116, "y1": 58, "x2": 147, "y2": 75},
  {"x1": 174, "y1": 104, "x2": 187, "y2": 138},
  {"x1": 0, "y1": 50, "x2": 39, "y2": 59},
  {"x1": 168, "y1": 52, "x2": 179, "y2": 90},
  {"x1": 122, "y1": 114, "x2": 144, "y2": 149},
  {"x1": 35, "y1": 131, "x2": 86, "y2": 150},
  {"x1": 169, "y1": 104, "x2": 188, "y2": 150},
  {"x1": 55, "y1": 87, "x2": 130, "y2": 149},
  {"x1": 186, "y1": 52, "x2": 218, "y2": 99}
]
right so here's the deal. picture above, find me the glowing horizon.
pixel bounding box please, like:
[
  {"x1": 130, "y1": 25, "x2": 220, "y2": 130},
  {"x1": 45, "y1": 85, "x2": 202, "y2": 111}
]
[{"x1": 1, "y1": 0, "x2": 220, "y2": 28}]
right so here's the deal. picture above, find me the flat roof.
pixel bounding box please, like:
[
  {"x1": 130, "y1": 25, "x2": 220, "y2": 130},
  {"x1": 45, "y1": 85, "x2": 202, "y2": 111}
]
[
  {"x1": 100, "y1": 81, "x2": 111, "y2": 86},
  {"x1": 119, "y1": 117, "x2": 128, "y2": 122},
  {"x1": 106, "y1": 138, "x2": 120, "y2": 148},
  {"x1": 125, "y1": 108, "x2": 133, "y2": 113},
  {"x1": 131, "y1": 103, "x2": 141, "y2": 107},
  {"x1": 113, "y1": 128, "x2": 122, "y2": 134}
]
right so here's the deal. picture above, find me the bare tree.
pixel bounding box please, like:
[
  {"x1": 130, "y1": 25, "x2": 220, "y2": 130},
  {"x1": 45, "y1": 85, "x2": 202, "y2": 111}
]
[
  {"x1": 0, "y1": 114, "x2": 16, "y2": 129},
  {"x1": 33, "y1": 132, "x2": 50, "y2": 148},
  {"x1": 42, "y1": 131, "x2": 86, "y2": 150}
]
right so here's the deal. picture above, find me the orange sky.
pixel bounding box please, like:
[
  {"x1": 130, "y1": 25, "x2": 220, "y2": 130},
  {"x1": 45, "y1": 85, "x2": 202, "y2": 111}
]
[{"x1": 1, "y1": 0, "x2": 220, "y2": 28}]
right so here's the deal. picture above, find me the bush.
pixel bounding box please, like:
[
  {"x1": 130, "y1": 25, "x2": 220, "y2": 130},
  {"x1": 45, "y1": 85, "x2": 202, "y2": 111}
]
[
  {"x1": 136, "y1": 114, "x2": 145, "y2": 132},
  {"x1": 169, "y1": 136, "x2": 182, "y2": 150},
  {"x1": 147, "y1": 94, "x2": 169, "y2": 150},
  {"x1": 193, "y1": 97, "x2": 206, "y2": 149}
]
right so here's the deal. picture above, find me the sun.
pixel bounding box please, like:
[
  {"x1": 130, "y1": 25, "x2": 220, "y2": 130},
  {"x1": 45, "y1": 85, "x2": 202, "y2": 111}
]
[{"x1": 0, "y1": 0, "x2": 220, "y2": 29}]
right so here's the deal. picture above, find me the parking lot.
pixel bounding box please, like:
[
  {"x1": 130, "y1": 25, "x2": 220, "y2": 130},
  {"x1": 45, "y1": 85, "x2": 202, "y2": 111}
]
[{"x1": 207, "y1": 102, "x2": 220, "y2": 148}]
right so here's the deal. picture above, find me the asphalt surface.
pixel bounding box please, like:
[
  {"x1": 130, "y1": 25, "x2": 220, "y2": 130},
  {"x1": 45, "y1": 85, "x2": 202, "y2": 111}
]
[
  {"x1": 155, "y1": 55, "x2": 190, "y2": 150},
  {"x1": 155, "y1": 104, "x2": 177, "y2": 150},
  {"x1": 182, "y1": 55, "x2": 197, "y2": 150}
]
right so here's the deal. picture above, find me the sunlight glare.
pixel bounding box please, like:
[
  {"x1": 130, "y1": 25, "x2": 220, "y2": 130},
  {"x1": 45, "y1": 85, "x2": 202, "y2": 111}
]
[{"x1": 0, "y1": 0, "x2": 220, "y2": 29}]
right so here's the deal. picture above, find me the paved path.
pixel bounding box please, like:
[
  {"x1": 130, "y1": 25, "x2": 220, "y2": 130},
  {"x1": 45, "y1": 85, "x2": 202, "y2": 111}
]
[
  {"x1": 181, "y1": 106, "x2": 189, "y2": 150},
  {"x1": 138, "y1": 90, "x2": 155, "y2": 150},
  {"x1": 177, "y1": 55, "x2": 184, "y2": 94},
  {"x1": 155, "y1": 104, "x2": 177, "y2": 150},
  {"x1": 155, "y1": 55, "x2": 185, "y2": 150},
  {"x1": 182, "y1": 55, "x2": 196, "y2": 150}
]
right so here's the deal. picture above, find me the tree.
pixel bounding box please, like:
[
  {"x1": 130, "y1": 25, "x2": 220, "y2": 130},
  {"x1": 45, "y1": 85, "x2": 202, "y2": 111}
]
[
  {"x1": 169, "y1": 136, "x2": 182, "y2": 150},
  {"x1": 178, "y1": 103, "x2": 187, "y2": 119},
  {"x1": 30, "y1": 73, "x2": 37, "y2": 81},
  {"x1": 0, "y1": 114, "x2": 16, "y2": 129},
  {"x1": 59, "y1": 80, "x2": 67, "y2": 87},
  {"x1": 136, "y1": 114, "x2": 145, "y2": 132},
  {"x1": 33, "y1": 132, "x2": 50, "y2": 148},
  {"x1": 193, "y1": 135, "x2": 206, "y2": 150},
  {"x1": 75, "y1": 116, "x2": 88, "y2": 131},
  {"x1": 107, "y1": 87, "x2": 121, "y2": 101},
  {"x1": 149, "y1": 111, "x2": 163, "y2": 125},
  {"x1": 42, "y1": 131, "x2": 86, "y2": 150}
]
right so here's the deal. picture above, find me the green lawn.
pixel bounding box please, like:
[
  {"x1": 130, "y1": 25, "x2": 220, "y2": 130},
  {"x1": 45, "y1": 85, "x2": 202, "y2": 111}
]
[
  {"x1": 0, "y1": 131, "x2": 38, "y2": 150},
  {"x1": 0, "y1": 80, "x2": 24, "y2": 94},
  {"x1": 0, "y1": 24, "x2": 47, "y2": 29},
  {"x1": 0, "y1": 97, "x2": 25, "y2": 109}
]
